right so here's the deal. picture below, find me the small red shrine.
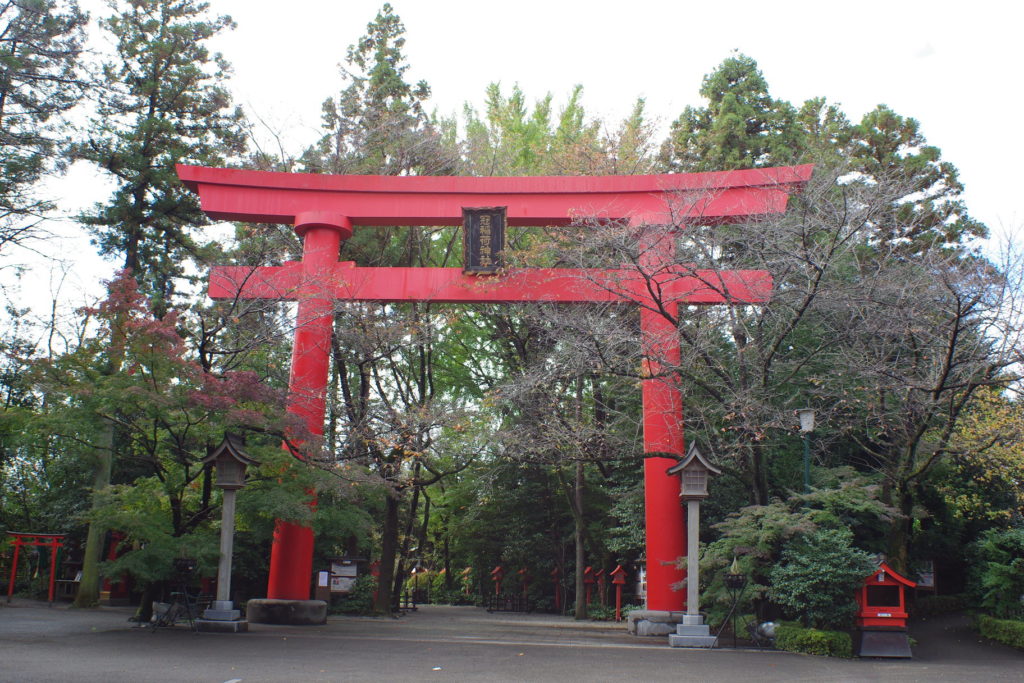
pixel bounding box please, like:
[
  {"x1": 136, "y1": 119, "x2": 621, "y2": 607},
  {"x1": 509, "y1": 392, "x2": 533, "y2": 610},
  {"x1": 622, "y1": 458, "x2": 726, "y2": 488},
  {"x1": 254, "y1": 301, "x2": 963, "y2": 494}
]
[
  {"x1": 856, "y1": 561, "x2": 917, "y2": 658},
  {"x1": 856, "y1": 561, "x2": 916, "y2": 629}
]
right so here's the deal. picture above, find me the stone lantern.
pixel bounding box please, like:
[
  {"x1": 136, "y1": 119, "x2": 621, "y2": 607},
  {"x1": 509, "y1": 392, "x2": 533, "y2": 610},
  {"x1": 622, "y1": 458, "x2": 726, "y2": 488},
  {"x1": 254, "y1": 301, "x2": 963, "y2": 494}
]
[
  {"x1": 666, "y1": 443, "x2": 721, "y2": 648},
  {"x1": 197, "y1": 434, "x2": 258, "y2": 633}
]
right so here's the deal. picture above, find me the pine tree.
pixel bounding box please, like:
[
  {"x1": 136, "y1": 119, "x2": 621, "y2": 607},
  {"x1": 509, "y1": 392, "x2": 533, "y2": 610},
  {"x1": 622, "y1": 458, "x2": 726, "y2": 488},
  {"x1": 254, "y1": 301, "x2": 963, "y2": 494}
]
[
  {"x1": 0, "y1": 0, "x2": 87, "y2": 252},
  {"x1": 76, "y1": 0, "x2": 245, "y2": 314},
  {"x1": 660, "y1": 53, "x2": 800, "y2": 172},
  {"x1": 70, "y1": 0, "x2": 244, "y2": 605},
  {"x1": 300, "y1": 2, "x2": 453, "y2": 177},
  {"x1": 849, "y1": 104, "x2": 987, "y2": 254}
]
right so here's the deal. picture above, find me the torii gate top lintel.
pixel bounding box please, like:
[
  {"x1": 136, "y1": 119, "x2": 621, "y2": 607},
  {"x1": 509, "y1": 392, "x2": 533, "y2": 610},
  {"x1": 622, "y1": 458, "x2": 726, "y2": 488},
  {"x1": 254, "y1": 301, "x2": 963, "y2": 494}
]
[{"x1": 176, "y1": 163, "x2": 813, "y2": 227}]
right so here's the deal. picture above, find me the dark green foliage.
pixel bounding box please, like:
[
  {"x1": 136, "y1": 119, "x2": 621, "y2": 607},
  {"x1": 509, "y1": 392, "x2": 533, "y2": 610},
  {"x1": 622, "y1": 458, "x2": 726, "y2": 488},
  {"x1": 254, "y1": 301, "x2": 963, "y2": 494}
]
[
  {"x1": 774, "y1": 623, "x2": 853, "y2": 657},
  {"x1": 329, "y1": 574, "x2": 378, "y2": 615},
  {"x1": 660, "y1": 52, "x2": 800, "y2": 172},
  {"x1": 76, "y1": 0, "x2": 245, "y2": 310},
  {"x1": 968, "y1": 528, "x2": 1024, "y2": 618},
  {"x1": 849, "y1": 104, "x2": 987, "y2": 254},
  {"x1": 768, "y1": 528, "x2": 875, "y2": 629},
  {"x1": 975, "y1": 614, "x2": 1024, "y2": 650},
  {"x1": 0, "y1": 0, "x2": 87, "y2": 250},
  {"x1": 301, "y1": 2, "x2": 453, "y2": 177},
  {"x1": 698, "y1": 472, "x2": 892, "y2": 625}
]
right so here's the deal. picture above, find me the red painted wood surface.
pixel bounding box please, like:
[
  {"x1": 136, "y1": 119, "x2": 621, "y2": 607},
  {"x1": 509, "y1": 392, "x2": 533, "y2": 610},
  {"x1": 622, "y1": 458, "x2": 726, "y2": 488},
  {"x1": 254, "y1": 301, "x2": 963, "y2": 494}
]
[
  {"x1": 208, "y1": 263, "x2": 771, "y2": 305},
  {"x1": 856, "y1": 562, "x2": 917, "y2": 629},
  {"x1": 178, "y1": 164, "x2": 812, "y2": 226}
]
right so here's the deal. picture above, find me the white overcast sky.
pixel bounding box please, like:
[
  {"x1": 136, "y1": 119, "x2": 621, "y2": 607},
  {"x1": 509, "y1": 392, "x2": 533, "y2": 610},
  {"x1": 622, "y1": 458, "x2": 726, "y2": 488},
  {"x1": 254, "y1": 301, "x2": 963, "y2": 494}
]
[
  {"x1": 9, "y1": 0, "x2": 1024, "y2": 314},
  {"x1": 209, "y1": 0, "x2": 1022, "y2": 237}
]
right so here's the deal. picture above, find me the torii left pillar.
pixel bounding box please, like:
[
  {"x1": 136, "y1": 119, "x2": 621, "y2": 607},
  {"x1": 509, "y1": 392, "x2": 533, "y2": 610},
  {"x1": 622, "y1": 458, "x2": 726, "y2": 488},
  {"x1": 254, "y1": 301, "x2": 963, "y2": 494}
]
[{"x1": 266, "y1": 212, "x2": 351, "y2": 605}]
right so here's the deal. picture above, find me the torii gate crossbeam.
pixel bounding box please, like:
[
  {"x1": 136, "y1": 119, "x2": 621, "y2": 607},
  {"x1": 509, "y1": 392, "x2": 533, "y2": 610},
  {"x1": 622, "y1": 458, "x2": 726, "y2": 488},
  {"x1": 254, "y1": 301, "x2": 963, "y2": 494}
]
[{"x1": 179, "y1": 163, "x2": 812, "y2": 615}]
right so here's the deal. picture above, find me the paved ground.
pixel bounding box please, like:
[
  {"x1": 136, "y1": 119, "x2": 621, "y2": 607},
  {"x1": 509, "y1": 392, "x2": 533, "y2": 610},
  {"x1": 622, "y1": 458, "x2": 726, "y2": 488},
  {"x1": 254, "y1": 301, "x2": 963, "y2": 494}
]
[{"x1": 0, "y1": 599, "x2": 1020, "y2": 682}]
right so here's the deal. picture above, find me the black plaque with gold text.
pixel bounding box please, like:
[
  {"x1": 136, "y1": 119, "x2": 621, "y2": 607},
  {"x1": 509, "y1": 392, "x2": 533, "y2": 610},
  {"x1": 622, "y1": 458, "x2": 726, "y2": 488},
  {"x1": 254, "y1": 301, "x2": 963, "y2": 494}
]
[{"x1": 462, "y1": 207, "x2": 506, "y2": 274}]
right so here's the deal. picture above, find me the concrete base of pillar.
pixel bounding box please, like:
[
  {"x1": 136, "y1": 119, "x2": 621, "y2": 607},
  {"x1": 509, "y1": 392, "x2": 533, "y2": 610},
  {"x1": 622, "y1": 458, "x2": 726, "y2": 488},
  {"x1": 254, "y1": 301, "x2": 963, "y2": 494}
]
[
  {"x1": 246, "y1": 598, "x2": 327, "y2": 625},
  {"x1": 195, "y1": 618, "x2": 249, "y2": 633},
  {"x1": 627, "y1": 609, "x2": 686, "y2": 637},
  {"x1": 668, "y1": 613, "x2": 717, "y2": 648}
]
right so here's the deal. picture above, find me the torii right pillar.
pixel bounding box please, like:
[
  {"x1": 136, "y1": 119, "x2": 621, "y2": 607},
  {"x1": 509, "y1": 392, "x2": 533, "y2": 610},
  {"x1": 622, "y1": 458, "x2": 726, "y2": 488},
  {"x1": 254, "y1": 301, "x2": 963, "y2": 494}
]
[{"x1": 629, "y1": 219, "x2": 688, "y2": 635}]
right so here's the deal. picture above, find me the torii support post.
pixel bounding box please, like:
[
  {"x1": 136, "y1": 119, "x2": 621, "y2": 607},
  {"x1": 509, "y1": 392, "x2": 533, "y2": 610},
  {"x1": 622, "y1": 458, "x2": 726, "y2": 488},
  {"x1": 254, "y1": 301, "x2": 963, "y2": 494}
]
[
  {"x1": 265, "y1": 212, "x2": 352, "y2": 602},
  {"x1": 178, "y1": 164, "x2": 812, "y2": 623}
]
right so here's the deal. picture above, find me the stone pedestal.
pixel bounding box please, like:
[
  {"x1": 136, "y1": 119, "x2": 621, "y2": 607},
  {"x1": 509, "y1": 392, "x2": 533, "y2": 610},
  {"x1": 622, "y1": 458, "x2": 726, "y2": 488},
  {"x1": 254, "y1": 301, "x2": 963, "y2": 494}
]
[
  {"x1": 196, "y1": 600, "x2": 249, "y2": 633},
  {"x1": 627, "y1": 609, "x2": 686, "y2": 636},
  {"x1": 195, "y1": 617, "x2": 249, "y2": 633},
  {"x1": 247, "y1": 598, "x2": 327, "y2": 625},
  {"x1": 668, "y1": 613, "x2": 717, "y2": 648}
]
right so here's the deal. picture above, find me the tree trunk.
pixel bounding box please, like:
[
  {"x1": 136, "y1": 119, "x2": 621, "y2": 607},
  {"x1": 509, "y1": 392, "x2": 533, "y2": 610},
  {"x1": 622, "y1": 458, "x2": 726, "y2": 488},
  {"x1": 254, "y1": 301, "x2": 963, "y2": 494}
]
[
  {"x1": 749, "y1": 443, "x2": 768, "y2": 505},
  {"x1": 392, "y1": 481, "x2": 422, "y2": 609},
  {"x1": 74, "y1": 420, "x2": 113, "y2": 608},
  {"x1": 573, "y1": 460, "x2": 587, "y2": 620},
  {"x1": 374, "y1": 493, "x2": 401, "y2": 613},
  {"x1": 886, "y1": 483, "x2": 914, "y2": 573}
]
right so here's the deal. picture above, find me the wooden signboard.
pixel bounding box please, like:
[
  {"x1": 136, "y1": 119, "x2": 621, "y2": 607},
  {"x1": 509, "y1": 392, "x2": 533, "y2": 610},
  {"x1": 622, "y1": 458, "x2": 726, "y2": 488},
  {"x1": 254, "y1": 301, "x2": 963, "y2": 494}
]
[{"x1": 463, "y1": 207, "x2": 506, "y2": 274}]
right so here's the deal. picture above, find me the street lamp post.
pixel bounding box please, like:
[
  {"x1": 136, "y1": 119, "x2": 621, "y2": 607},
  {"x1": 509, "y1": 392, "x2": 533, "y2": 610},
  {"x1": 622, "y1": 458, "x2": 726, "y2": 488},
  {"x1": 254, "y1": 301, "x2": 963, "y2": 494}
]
[
  {"x1": 797, "y1": 408, "x2": 815, "y2": 493},
  {"x1": 198, "y1": 434, "x2": 258, "y2": 633}
]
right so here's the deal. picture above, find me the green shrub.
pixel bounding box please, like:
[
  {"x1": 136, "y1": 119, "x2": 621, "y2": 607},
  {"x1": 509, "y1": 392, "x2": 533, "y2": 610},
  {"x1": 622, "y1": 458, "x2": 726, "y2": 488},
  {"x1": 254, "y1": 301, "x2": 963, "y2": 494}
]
[
  {"x1": 913, "y1": 593, "x2": 968, "y2": 617},
  {"x1": 968, "y1": 528, "x2": 1024, "y2": 618},
  {"x1": 768, "y1": 528, "x2": 875, "y2": 630},
  {"x1": 774, "y1": 623, "x2": 853, "y2": 657},
  {"x1": 698, "y1": 475, "x2": 893, "y2": 626},
  {"x1": 976, "y1": 615, "x2": 1024, "y2": 649},
  {"x1": 585, "y1": 604, "x2": 617, "y2": 621},
  {"x1": 431, "y1": 587, "x2": 475, "y2": 606},
  {"x1": 329, "y1": 574, "x2": 377, "y2": 615}
]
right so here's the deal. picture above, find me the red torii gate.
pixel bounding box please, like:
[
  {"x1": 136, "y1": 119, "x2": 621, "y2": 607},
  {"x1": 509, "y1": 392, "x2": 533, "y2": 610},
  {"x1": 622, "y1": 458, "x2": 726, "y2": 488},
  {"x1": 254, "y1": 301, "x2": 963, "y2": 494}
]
[{"x1": 178, "y1": 163, "x2": 812, "y2": 613}]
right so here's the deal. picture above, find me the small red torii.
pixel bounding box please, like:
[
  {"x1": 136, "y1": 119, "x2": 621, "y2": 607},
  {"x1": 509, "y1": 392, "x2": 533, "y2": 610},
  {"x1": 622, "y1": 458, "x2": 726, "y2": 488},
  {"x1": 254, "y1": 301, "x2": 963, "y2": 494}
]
[{"x1": 178, "y1": 163, "x2": 812, "y2": 614}]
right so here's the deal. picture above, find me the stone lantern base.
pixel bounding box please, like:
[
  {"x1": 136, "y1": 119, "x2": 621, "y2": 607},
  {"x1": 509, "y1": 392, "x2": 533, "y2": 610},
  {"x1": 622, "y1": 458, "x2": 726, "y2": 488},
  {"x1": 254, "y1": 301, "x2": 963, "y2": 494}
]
[
  {"x1": 195, "y1": 600, "x2": 249, "y2": 632},
  {"x1": 195, "y1": 617, "x2": 249, "y2": 633},
  {"x1": 667, "y1": 614, "x2": 717, "y2": 648}
]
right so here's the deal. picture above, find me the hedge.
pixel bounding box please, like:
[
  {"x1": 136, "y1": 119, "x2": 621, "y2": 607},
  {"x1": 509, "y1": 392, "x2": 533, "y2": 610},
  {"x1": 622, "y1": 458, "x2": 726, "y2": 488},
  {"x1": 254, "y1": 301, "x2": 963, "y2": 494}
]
[
  {"x1": 976, "y1": 614, "x2": 1024, "y2": 649},
  {"x1": 774, "y1": 624, "x2": 853, "y2": 658}
]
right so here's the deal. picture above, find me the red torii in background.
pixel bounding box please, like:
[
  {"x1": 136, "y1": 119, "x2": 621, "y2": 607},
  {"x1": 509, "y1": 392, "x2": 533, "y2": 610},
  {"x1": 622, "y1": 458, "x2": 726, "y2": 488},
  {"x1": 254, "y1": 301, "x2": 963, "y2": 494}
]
[{"x1": 178, "y1": 163, "x2": 812, "y2": 613}]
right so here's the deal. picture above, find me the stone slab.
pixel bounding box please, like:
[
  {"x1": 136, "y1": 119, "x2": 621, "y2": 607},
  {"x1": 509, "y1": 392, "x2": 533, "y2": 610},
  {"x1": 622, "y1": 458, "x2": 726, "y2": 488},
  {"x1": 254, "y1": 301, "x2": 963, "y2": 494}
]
[
  {"x1": 669, "y1": 632, "x2": 718, "y2": 648},
  {"x1": 246, "y1": 599, "x2": 327, "y2": 625},
  {"x1": 675, "y1": 623, "x2": 712, "y2": 637},
  {"x1": 858, "y1": 630, "x2": 913, "y2": 658},
  {"x1": 195, "y1": 618, "x2": 249, "y2": 633},
  {"x1": 203, "y1": 608, "x2": 242, "y2": 621}
]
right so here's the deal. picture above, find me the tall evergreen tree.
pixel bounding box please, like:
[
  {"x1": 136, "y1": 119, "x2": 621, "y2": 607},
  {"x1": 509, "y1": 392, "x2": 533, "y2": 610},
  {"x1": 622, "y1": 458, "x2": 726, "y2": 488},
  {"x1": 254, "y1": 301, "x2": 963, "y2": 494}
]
[
  {"x1": 0, "y1": 0, "x2": 87, "y2": 253},
  {"x1": 300, "y1": 2, "x2": 453, "y2": 177},
  {"x1": 76, "y1": 0, "x2": 244, "y2": 314},
  {"x1": 69, "y1": 0, "x2": 243, "y2": 606},
  {"x1": 849, "y1": 104, "x2": 987, "y2": 254},
  {"x1": 660, "y1": 53, "x2": 800, "y2": 172},
  {"x1": 298, "y1": 4, "x2": 467, "y2": 615}
]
